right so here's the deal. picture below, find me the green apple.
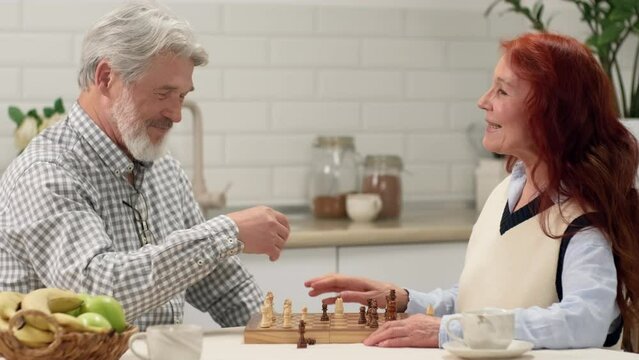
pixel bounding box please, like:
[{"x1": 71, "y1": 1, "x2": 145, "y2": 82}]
[
  {"x1": 80, "y1": 295, "x2": 127, "y2": 333},
  {"x1": 77, "y1": 312, "x2": 112, "y2": 332}
]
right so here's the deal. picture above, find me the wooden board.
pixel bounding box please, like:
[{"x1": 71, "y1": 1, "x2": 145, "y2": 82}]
[{"x1": 244, "y1": 312, "x2": 408, "y2": 344}]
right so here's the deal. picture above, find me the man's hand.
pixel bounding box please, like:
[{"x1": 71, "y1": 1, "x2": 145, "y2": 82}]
[
  {"x1": 227, "y1": 206, "x2": 290, "y2": 261},
  {"x1": 364, "y1": 314, "x2": 440, "y2": 348}
]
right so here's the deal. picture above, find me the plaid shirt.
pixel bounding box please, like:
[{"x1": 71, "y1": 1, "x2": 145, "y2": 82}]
[{"x1": 0, "y1": 102, "x2": 262, "y2": 330}]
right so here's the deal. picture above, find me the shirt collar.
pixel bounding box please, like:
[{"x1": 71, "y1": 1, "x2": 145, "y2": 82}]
[
  {"x1": 68, "y1": 102, "x2": 150, "y2": 178},
  {"x1": 509, "y1": 160, "x2": 565, "y2": 207}
]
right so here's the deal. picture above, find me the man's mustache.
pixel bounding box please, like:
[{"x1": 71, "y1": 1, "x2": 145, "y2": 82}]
[{"x1": 148, "y1": 118, "x2": 173, "y2": 130}]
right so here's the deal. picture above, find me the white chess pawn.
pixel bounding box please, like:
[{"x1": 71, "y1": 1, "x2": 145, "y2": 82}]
[
  {"x1": 334, "y1": 297, "x2": 344, "y2": 318},
  {"x1": 301, "y1": 306, "x2": 308, "y2": 322},
  {"x1": 282, "y1": 299, "x2": 293, "y2": 328}
]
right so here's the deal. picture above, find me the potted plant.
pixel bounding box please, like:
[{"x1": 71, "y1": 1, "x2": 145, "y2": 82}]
[
  {"x1": 485, "y1": 0, "x2": 639, "y2": 118},
  {"x1": 7, "y1": 98, "x2": 65, "y2": 153}
]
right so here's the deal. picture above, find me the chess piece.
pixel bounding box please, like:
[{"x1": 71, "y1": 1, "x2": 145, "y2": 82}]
[
  {"x1": 301, "y1": 306, "x2": 308, "y2": 322},
  {"x1": 368, "y1": 299, "x2": 378, "y2": 328},
  {"x1": 320, "y1": 303, "x2": 329, "y2": 321},
  {"x1": 387, "y1": 290, "x2": 397, "y2": 321},
  {"x1": 334, "y1": 296, "x2": 344, "y2": 319},
  {"x1": 282, "y1": 299, "x2": 293, "y2": 328},
  {"x1": 297, "y1": 320, "x2": 308, "y2": 349},
  {"x1": 259, "y1": 303, "x2": 271, "y2": 328},
  {"x1": 358, "y1": 306, "x2": 366, "y2": 324},
  {"x1": 370, "y1": 311, "x2": 379, "y2": 328},
  {"x1": 265, "y1": 291, "x2": 276, "y2": 323}
]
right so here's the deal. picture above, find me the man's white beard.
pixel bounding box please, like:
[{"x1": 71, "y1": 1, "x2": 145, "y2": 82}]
[{"x1": 111, "y1": 88, "x2": 168, "y2": 162}]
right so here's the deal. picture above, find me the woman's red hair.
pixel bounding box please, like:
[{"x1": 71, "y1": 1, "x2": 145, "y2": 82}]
[{"x1": 501, "y1": 32, "x2": 639, "y2": 351}]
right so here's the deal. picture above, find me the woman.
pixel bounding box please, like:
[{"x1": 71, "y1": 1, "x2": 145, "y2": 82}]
[{"x1": 305, "y1": 32, "x2": 639, "y2": 351}]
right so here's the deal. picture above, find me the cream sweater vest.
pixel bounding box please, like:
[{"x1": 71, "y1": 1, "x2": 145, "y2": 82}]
[{"x1": 457, "y1": 175, "x2": 584, "y2": 312}]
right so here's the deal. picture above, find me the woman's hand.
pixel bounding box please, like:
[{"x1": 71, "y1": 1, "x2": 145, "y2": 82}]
[
  {"x1": 304, "y1": 273, "x2": 408, "y2": 311},
  {"x1": 364, "y1": 314, "x2": 440, "y2": 348}
]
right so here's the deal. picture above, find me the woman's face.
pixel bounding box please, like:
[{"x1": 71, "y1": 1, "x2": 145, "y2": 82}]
[{"x1": 477, "y1": 54, "x2": 537, "y2": 162}]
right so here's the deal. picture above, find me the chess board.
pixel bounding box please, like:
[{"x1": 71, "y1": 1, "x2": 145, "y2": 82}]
[{"x1": 244, "y1": 312, "x2": 409, "y2": 344}]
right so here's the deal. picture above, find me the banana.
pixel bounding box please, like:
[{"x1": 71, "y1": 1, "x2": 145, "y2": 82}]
[
  {"x1": 51, "y1": 313, "x2": 108, "y2": 333},
  {"x1": 0, "y1": 292, "x2": 24, "y2": 320},
  {"x1": 21, "y1": 288, "x2": 83, "y2": 330},
  {"x1": 12, "y1": 324, "x2": 54, "y2": 348}
]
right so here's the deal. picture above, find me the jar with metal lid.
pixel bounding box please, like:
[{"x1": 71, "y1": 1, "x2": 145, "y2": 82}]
[
  {"x1": 309, "y1": 136, "x2": 360, "y2": 218},
  {"x1": 361, "y1": 155, "x2": 403, "y2": 219}
]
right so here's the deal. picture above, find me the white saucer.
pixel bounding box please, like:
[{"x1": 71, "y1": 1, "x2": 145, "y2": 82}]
[{"x1": 443, "y1": 340, "x2": 533, "y2": 359}]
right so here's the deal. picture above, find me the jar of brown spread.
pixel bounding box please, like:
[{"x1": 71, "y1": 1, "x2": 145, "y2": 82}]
[{"x1": 361, "y1": 155, "x2": 403, "y2": 219}]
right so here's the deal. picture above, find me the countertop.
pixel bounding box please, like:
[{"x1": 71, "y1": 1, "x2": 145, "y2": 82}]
[{"x1": 212, "y1": 202, "x2": 477, "y2": 249}]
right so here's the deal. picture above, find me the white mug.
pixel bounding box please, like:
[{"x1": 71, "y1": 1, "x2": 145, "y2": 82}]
[
  {"x1": 445, "y1": 308, "x2": 514, "y2": 349},
  {"x1": 346, "y1": 193, "x2": 382, "y2": 222},
  {"x1": 128, "y1": 324, "x2": 203, "y2": 360}
]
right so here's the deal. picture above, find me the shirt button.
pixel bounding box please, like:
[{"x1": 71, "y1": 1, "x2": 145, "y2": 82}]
[
  {"x1": 115, "y1": 170, "x2": 120, "y2": 175},
  {"x1": 196, "y1": 259, "x2": 204, "y2": 266},
  {"x1": 127, "y1": 165, "x2": 133, "y2": 171},
  {"x1": 228, "y1": 238, "x2": 234, "y2": 243}
]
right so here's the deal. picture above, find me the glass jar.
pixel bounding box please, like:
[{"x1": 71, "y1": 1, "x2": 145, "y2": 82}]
[
  {"x1": 309, "y1": 136, "x2": 359, "y2": 218},
  {"x1": 362, "y1": 155, "x2": 403, "y2": 219}
]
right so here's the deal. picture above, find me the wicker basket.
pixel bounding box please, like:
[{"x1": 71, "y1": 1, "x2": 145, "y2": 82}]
[{"x1": 0, "y1": 309, "x2": 138, "y2": 360}]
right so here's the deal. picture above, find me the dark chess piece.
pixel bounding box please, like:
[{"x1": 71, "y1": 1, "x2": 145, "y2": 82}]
[
  {"x1": 384, "y1": 295, "x2": 390, "y2": 320},
  {"x1": 370, "y1": 310, "x2": 379, "y2": 328},
  {"x1": 320, "y1": 303, "x2": 329, "y2": 321},
  {"x1": 306, "y1": 338, "x2": 316, "y2": 345},
  {"x1": 297, "y1": 320, "x2": 307, "y2": 349},
  {"x1": 358, "y1": 306, "x2": 366, "y2": 324},
  {"x1": 390, "y1": 289, "x2": 396, "y2": 301}
]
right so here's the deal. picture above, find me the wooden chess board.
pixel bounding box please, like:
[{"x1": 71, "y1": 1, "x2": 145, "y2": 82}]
[{"x1": 243, "y1": 312, "x2": 408, "y2": 344}]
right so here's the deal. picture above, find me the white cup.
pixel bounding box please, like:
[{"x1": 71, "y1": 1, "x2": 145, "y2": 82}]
[
  {"x1": 346, "y1": 193, "x2": 382, "y2": 222},
  {"x1": 445, "y1": 308, "x2": 514, "y2": 349},
  {"x1": 128, "y1": 324, "x2": 203, "y2": 360}
]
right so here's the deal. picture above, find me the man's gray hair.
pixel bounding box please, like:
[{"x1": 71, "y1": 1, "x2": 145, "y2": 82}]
[{"x1": 78, "y1": 0, "x2": 208, "y2": 90}]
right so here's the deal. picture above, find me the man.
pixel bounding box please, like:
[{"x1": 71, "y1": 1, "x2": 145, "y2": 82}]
[{"x1": 0, "y1": 1, "x2": 289, "y2": 330}]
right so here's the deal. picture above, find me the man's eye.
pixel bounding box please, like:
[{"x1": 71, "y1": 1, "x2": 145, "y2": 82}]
[{"x1": 497, "y1": 89, "x2": 507, "y2": 96}]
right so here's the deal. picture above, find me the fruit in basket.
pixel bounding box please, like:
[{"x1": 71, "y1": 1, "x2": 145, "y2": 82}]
[
  {"x1": 79, "y1": 294, "x2": 127, "y2": 333},
  {"x1": 21, "y1": 288, "x2": 84, "y2": 330},
  {"x1": 0, "y1": 292, "x2": 24, "y2": 331},
  {"x1": 0, "y1": 292, "x2": 24, "y2": 320},
  {"x1": 11, "y1": 324, "x2": 54, "y2": 348},
  {"x1": 77, "y1": 312, "x2": 113, "y2": 332},
  {"x1": 52, "y1": 312, "x2": 110, "y2": 333}
]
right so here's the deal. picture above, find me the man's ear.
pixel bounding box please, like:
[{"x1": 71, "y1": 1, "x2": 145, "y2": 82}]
[{"x1": 95, "y1": 59, "x2": 115, "y2": 96}]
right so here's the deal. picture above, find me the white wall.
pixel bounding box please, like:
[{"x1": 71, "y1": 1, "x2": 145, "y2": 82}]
[{"x1": 1, "y1": 0, "x2": 627, "y2": 207}]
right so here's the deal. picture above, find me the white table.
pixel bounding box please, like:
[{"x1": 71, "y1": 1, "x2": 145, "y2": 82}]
[{"x1": 120, "y1": 327, "x2": 639, "y2": 360}]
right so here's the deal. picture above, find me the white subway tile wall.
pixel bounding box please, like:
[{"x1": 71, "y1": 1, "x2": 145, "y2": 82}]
[{"x1": 0, "y1": 1, "x2": 629, "y2": 207}]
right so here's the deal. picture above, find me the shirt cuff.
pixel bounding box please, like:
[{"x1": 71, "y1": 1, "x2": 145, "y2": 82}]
[
  {"x1": 203, "y1": 214, "x2": 243, "y2": 260},
  {"x1": 439, "y1": 314, "x2": 462, "y2": 348}
]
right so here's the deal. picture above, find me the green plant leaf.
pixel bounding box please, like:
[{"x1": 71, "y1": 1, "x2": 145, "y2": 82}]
[
  {"x1": 599, "y1": 22, "x2": 625, "y2": 45},
  {"x1": 26, "y1": 109, "x2": 43, "y2": 127},
  {"x1": 53, "y1": 97, "x2": 65, "y2": 114},
  {"x1": 43, "y1": 107, "x2": 55, "y2": 118},
  {"x1": 8, "y1": 106, "x2": 25, "y2": 127},
  {"x1": 611, "y1": 0, "x2": 637, "y2": 12}
]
